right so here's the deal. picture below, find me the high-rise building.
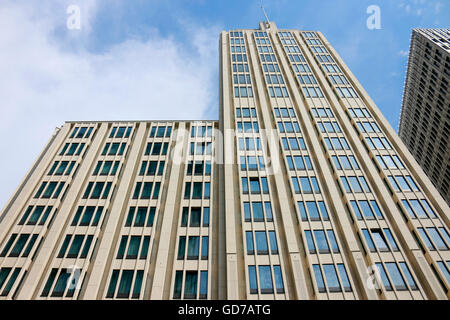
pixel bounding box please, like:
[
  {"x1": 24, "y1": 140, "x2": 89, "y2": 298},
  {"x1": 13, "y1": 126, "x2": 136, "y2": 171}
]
[
  {"x1": 398, "y1": 28, "x2": 450, "y2": 206},
  {"x1": 0, "y1": 22, "x2": 449, "y2": 300}
]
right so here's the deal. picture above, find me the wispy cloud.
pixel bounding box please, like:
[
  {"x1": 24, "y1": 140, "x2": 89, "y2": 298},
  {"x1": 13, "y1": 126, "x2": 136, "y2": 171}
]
[{"x1": 398, "y1": 50, "x2": 409, "y2": 57}]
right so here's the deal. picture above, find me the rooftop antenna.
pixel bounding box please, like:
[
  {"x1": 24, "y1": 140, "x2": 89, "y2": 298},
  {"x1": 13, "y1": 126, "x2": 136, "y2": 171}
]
[{"x1": 260, "y1": 0, "x2": 270, "y2": 26}]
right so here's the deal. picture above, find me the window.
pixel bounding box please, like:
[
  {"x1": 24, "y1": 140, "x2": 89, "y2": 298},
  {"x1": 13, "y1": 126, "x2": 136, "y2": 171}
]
[
  {"x1": 297, "y1": 201, "x2": 329, "y2": 221},
  {"x1": 248, "y1": 266, "x2": 258, "y2": 294},
  {"x1": 255, "y1": 232, "x2": 269, "y2": 255},
  {"x1": 323, "y1": 264, "x2": 341, "y2": 292},
  {"x1": 184, "y1": 271, "x2": 198, "y2": 299},
  {"x1": 187, "y1": 237, "x2": 200, "y2": 260},
  {"x1": 258, "y1": 266, "x2": 273, "y2": 294},
  {"x1": 313, "y1": 265, "x2": 326, "y2": 293},
  {"x1": 105, "y1": 269, "x2": 144, "y2": 299},
  {"x1": 314, "y1": 230, "x2": 330, "y2": 253},
  {"x1": 385, "y1": 263, "x2": 407, "y2": 290}
]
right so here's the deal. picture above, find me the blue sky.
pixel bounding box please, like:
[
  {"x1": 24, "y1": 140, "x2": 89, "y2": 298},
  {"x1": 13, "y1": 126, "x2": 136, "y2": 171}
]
[{"x1": 0, "y1": 0, "x2": 448, "y2": 208}]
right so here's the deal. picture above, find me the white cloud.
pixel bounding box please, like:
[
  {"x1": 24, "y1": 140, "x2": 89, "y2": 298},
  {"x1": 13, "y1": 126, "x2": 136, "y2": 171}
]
[
  {"x1": 398, "y1": 50, "x2": 409, "y2": 57},
  {"x1": 0, "y1": 1, "x2": 220, "y2": 209}
]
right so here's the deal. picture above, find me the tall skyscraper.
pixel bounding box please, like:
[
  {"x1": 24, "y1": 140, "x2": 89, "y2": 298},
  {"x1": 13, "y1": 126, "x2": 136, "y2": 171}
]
[
  {"x1": 398, "y1": 28, "x2": 450, "y2": 206},
  {"x1": 0, "y1": 22, "x2": 449, "y2": 300}
]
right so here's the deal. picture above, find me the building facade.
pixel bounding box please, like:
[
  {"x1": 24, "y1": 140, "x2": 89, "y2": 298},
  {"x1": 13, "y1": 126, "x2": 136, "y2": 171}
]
[
  {"x1": 0, "y1": 22, "x2": 449, "y2": 300},
  {"x1": 398, "y1": 28, "x2": 450, "y2": 206}
]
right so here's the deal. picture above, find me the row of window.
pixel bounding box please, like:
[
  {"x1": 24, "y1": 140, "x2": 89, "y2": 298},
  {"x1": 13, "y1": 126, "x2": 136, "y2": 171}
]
[
  {"x1": 232, "y1": 63, "x2": 249, "y2": 73},
  {"x1": 173, "y1": 270, "x2": 208, "y2": 299},
  {"x1": 83, "y1": 182, "x2": 113, "y2": 200},
  {"x1": 305, "y1": 38, "x2": 322, "y2": 46},
  {"x1": 231, "y1": 45, "x2": 246, "y2": 53},
  {"x1": 328, "y1": 74, "x2": 349, "y2": 85},
  {"x1": 34, "y1": 181, "x2": 66, "y2": 199},
  {"x1": 297, "y1": 201, "x2": 329, "y2": 222},
  {"x1": 302, "y1": 86, "x2": 325, "y2": 98},
  {"x1": 323, "y1": 137, "x2": 351, "y2": 150},
  {"x1": 349, "y1": 200, "x2": 384, "y2": 220},
  {"x1": 235, "y1": 107, "x2": 257, "y2": 118},
  {"x1": 336, "y1": 87, "x2": 358, "y2": 99},
  {"x1": 340, "y1": 175, "x2": 371, "y2": 193},
  {"x1": 0, "y1": 267, "x2": 21, "y2": 297},
  {"x1": 48, "y1": 161, "x2": 76, "y2": 176},
  {"x1": 297, "y1": 74, "x2": 317, "y2": 85},
  {"x1": 284, "y1": 45, "x2": 301, "y2": 53},
  {"x1": 233, "y1": 86, "x2": 254, "y2": 98},
  {"x1": 18, "y1": 205, "x2": 54, "y2": 226},
  {"x1": 312, "y1": 107, "x2": 334, "y2": 118},
  {"x1": 71, "y1": 206, "x2": 105, "y2": 227},
  {"x1": 116, "y1": 236, "x2": 150, "y2": 260},
  {"x1": 237, "y1": 121, "x2": 259, "y2": 133},
  {"x1": 365, "y1": 137, "x2": 392, "y2": 150},
  {"x1": 69, "y1": 127, "x2": 93, "y2": 139},
  {"x1": 101, "y1": 142, "x2": 127, "y2": 156},
  {"x1": 291, "y1": 176, "x2": 321, "y2": 194},
  {"x1": 186, "y1": 161, "x2": 212, "y2": 176},
  {"x1": 248, "y1": 265, "x2": 284, "y2": 294},
  {"x1": 375, "y1": 155, "x2": 405, "y2": 170},
  {"x1": 58, "y1": 234, "x2": 94, "y2": 259},
  {"x1": 41, "y1": 268, "x2": 82, "y2": 298},
  {"x1": 59, "y1": 143, "x2": 85, "y2": 156},
  {"x1": 286, "y1": 155, "x2": 313, "y2": 170},
  {"x1": 149, "y1": 125, "x2": 172, "y2": 138},
  {"x1": 245, "y1": 231, "x2": 278, "y2": 255},
  {"x1": 190, "y1": 125, "x2": 213, "y2": 138},
  {"x1": 312, "y1": 263, "x2": 352, "y2": 293},
  {"x1": 144, "y1": 142, "x2": 169, "y2": 156},
  {"x1": 106, "y1": 269, "x2": 144, "y2": 299},
  {"x1": 277, "y1": 120, "x2": 301, "y2": 133},
  {"x1": 238, "y1": 137, "x2": 262, "y2": 151},
  {"x1": 189, "y1": 142, "x2": 213, "y2": 155},
  {"x1": 274, "y1": 107, "x2": 296, "y2": 118},
  {"x1": 356, "y1": 121, "x2": 381, "y2": 133},
  {"x1": 109, "y1": 126, "x2": 132, "y2": 139},
  {"x1": 231, "y1": 54, "x2": 247, "y2": 62},
  {"x1": 230, "y1": 37, "x2": 244, "y2": 44},
  {"x1": 322, "y1": 63, "x2": 341, "y2": 74},
  {"x1": 184, "y1": 182, "x2": 211, "y2": 199},
  {"x1": 317, "y1": 121, "x2": 342, "y2": 133},
  {"x1": 361, "y1": 228, "x2": 399, "y2": 252},
  {"x1": 240, "y1": 156, "x2": 265, "y2": 171},
  {"x1": 281, "y1": 137, "x2": 307, "y2": 150},
  {"x1": 180, "y1": 207, "x2": 210, "y2": 227},
  {"x1": 241, "y1": 177, "x2": 269, "y2": 195},
  {"x1": 125, "y1": 206, "x2": 156, "y2": 227},
  {"x1": 263, "y1": 63, "x2": 280, "y2": 73},
  {"x1": 177, "y1": 236, "x2": 209, "y2": 260},
  {"x1": 374, "y1": 262, "x2": 418, "y2": 291},
  {"x1": 132, "y1": 182, "x2": 160, "y2": 200},
  {"x1": 348, "y1": 107, "x2": 372, "y2": 118},
  {"x1": 93, "y1": 161, "x2": 120, "y2": 176},
  {"x1": 260, "y1": 54, "x2": 277, "y2": 63},
  {"x1": 387, "y1": 175, "x2": 420, "y2": 192},
  {"x1": 305, "y1": 229, "x2": 339, "y2": 254},
  {"x1": 265, "y1": 74, "x2": 284, "y2": 85},
  {"x1": 243, "y1": 201, "x2": 273, "y2": 222},
  {"x1": 0, "y1": 233, "x2": 39, "y2": 258},
  {"x1": 331, "y1": 155, "x2": 360, "y2": 170},
  {"x1": 234, "y1": 74, "x2": 251, "y2": 84},
  {"x1": 258, "y1": 45, "x2": 273, "y2": 53},
  {"x1": 310, "y1": 46, "x2": 328, "y2": 54},
  {"x1": 401, "y1": 199, "x2": 436, "y2": 219},
  {"x1": 138, "y1": 160, "x2": 165, "y2": 176}
]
